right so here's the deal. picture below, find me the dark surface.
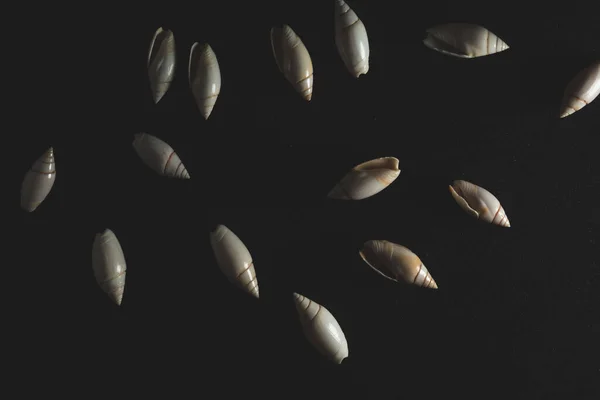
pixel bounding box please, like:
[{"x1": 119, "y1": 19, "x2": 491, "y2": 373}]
[{"x1": 17, "y1": 1, "x2": 599, "y2": 398}]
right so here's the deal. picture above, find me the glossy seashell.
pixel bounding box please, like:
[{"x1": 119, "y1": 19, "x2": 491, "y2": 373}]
[
  {"x1": 449, "y1": 180, "x2": 510, "y2": 227},
  {"x1": 148, "y1": 27, "x2": 176, "y2": 104},
  {"x1": 334, "y1": 0, "x2": 369, "y2": 77},
  {"x1": 92, "y1": 229, "x2": 127, "y2": 306},
  {"x1": 359, "y1": 241, "x2": 438, "y2": 289},
  {"x1": 293, "y1": 293, "x2": 349, "y2": 364},
  {"x1": 270, "y1": 24, "x2": 314, "y2": 100},
  {"x1": 20, "y1": 147, "x2": 56, "y2": 212},
  {"x1": 327, "y1": 157, "x2": 400, "y2": 200},
  {"x1": 189, "y1": 42, "x2": 221, "y2": 120},
  {"x1": 423, "y1": 23, "x2": 509, "y2": 58},
  {"x1": 559, "y1": 61, "x2": 600, "y2": 118},
  {"x1": 210, "y1": 225, "x2": 259, "y2": 298},
  {"x1": 132, "y1": 133, "x2": 190, "y2": 179}
]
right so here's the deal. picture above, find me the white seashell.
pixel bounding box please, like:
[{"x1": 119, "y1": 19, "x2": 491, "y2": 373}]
[
  {"x1": 20, "y1": 147, "x2": 56, "y2": 212},
  {"x1": 334, "y1": 0, "x2": 370, "y2": 77},
  {"x1": 189, "y1": 42, "x2": 222, "y2": 120},
  {"x1": 270, "y1": 24, "x2": 314, "y2": 101},
  {"x1": 148, "y1": 27, "x2": 176, "y2": 104},
  {"x1": 359, "y1": 241, "x2": 438, "y2": 289},
  {"x1": 423, "y1": 23, "x2": 509, "y2": 58},
  {"x1": 327, "y1": 157, "x2": 400, "y2": 200},
  {"x1": 293, "y1": 293, "x2": 349, "y2": 364},
  {"x1": 210, "y1": 225, "x2": 259, "y2": 298},
  {"x1": 132, "y1": 133, "x2": 190, "y2": 179},
  {"x1": 449, "y1": 180, "x2": 510, "y2": 227},
  {"x1": 559, "y1": 61, "x2": 600, "y2": 118},
  {"x1": 92, "y1": 229, "x2": 127, "y2": 306}
]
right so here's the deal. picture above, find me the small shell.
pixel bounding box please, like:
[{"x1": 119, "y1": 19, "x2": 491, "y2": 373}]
[
  {"x1": 449, "y1": 180, "x2": 510, "y2": 227},
  {"x1": 359, "y1": 241, "x2": 438, "y2": 289},
  {"x1": 293, "y1": 293, "x2": 349, "y2": 364},
  {"x1": 148, "y1": 27, "x2": 176, "y2": 104},
  {"x1": 210, "y1": 225, "x2": 259, "y2": 298},
  {"x1": 327, "y1": 157, "x2": 400, "y2": 200},
  {"x1": 92, "y1": 229, "x2": 127, "y2": 306},
  {"x1": 270, "y1": 24, "x2": 314, "y2": 101},
  {"x1": 423, "y1": 23, "x2": 509, "y2": 58},
  {"x1": 334, "y1": 0, "x2": 369, "y2": 77},
  {"x1": 20, "y1": 147, "x2": 56, "y2": 212},
  {"x1": 132, "y1": 133, "x2": 190, "y2": 179},
  {"x1": 559, "y1": 61, "x2": 600, "y2": 118},
  {"x1": 189, "y1": 42, "x2": 222, "y2": 120}
]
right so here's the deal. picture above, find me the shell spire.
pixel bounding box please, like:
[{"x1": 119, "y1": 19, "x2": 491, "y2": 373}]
[
  {"x1": 92, "y1": 229, "x2": 127, "y2": 306},
  {"x1": 334, "y1": 0, "x2": 370, "y2": 77},
  {"x1": 132, "y1": 133, "x2": 190, "y2": 179},
  {"x1": 20, "y1": 147, "x2": 56, "y2": 212},
  {"x1": 327, "y1": 157, "x2": 400, "y2": 200},
  {"x1": 189, "y1": 42, "x2": 222, "y2": 120},
  {"x1": 559, "y1": 61, "x2": 600, "y2": 118},
  {"x1": 449, "y1": 180, "x2": 510, "y2": 227},
  {"x1": 423, "y1": 23, "x2": 509, "y2": 58},
  {"x1": 148, "y1": 27, "x2": 176, "y2": 104}
]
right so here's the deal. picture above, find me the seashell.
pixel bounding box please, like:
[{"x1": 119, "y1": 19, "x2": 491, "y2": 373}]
[
  {"x1": 423, "y1": 23, "x2": 509, "y2": 58},
  {"x1": 20, "y1": 147, "x2": 56, "y2": 212},
  {"x1": 92, "y1": 229, "x2": 127, "y2": 306},
  {"x1": 449, "y1": 180, "x2": 510, "y2": 227},
  {"x1": 270, "y1": 24, "x2": 314, "y2": 101},
  {"x1": 210, "y1": 225, "x2": 259, "y2": 298},
  {"x1": 147, "y1": 27, "x2": 176, "y2": 104},
  {"x1": 559, "y1": 61, "x2": 600, "y2": 118},
  {"x1": 359, "y1": 241, "x2": 438, "y2": 289},
  {"x1": 327, "y1": 157, "x2": 400, "y2": 200},
  {"x1": 132, "y1": 133, "x2": 190, "y2": 179},
  {"x1": 293, "y1": 293, "x2": 349, "y2": 364},
  {"x1": 334, "y1": 0, "x2": 370, "y2": 77},
  {"x1": 189, "y1": 42, "x2": 222, "y2": 120}
]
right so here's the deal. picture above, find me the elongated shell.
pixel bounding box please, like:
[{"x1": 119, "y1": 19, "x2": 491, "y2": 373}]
[
  {"x1": 148, "y1": 27, "x2": 176, "y2": 104},
  {"x1": 210, "y1": 225, "x2": 259, "y2": 298},
  {"x1": 334, "y1": 0, "x2": 369, "y2": 77},
  {"x1": 328, "y1": 157, "x2": 400, "y2": 200},
  {"x1": 132, "y1": 133, "x2": 190, "y2": 179},
  {"x1": 423, "y1": 23, "x2": 509, "y2": 58},
  {"x1": 270, "y1": 24, "x2": 314, "y2": 101},
  {"x1": 293, "y1": 293, "x2": 348, "y2": 364},
  {"x1": 20, "y1": 147, "x2": 56, "y2": 212},
  {"x1": 559, "y1": 61, "x2": 600, "y2": 118},
  {"x1": 449, "y1": 180, "x2": 510, "y2": 227},
  {"x1": 359, "y1": 241, "x2": 438, "y2": 289},
  {"x1": 189, "y1": 42, "x2": 221, "y2": 120},
  {"x1": 92, "y1": 229, "x2": 127, "y2": 306}
]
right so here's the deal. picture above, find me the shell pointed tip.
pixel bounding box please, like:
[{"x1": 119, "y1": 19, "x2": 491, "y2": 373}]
[{"x1": 304, "y1": 93, "x2": 312, "y2": 101}]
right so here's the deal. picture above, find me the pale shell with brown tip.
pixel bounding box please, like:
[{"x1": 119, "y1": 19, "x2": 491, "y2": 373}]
[
  {"x1": 92, "y1": 229, "x2": 127, "y2": 306},
  {"x1": 327, "y1": 157, "x2": 400, "y2": 200},
  {"x1": 148, "y1": 27, "x2": 176, "y2": 104},
  {"x1": 189, "y1": 42, "x2": 222, "y2": 120},
  {"x1": 334, "y1": 0, "x2": 370, "y2": 77},
  {"x1": 20, "y1": 147, "x2": 56, "y2": 212},
  {"x1": 423, "y1": 23, "x2": 509, "y2": 58},
  {"x1": 449, "y1": 180, "x2": 510, "y2": 227},
  {"x1": 559, "y1": 61, "x2": 600, "y2": 118},
  {"x1": 132, "y1": 133, "x2": 190, "y2": 179}
]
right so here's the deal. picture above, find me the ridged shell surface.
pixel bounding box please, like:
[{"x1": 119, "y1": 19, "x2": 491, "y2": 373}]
[
  {"x1": 132, "y1": 133, "x2": 190, "y2": 179},
  {"x1": 327, "y1": 157, "x2": 400, "y2": 200},
  {"x1": 189, "y1": 43, "x2": 221, "y2": 120},
  {"x1": 334, "y1": 0, "x2": 369, "y2": 77},
  {"x1": 20, "y1": 147, "x2": 56, "y2": 212},
  {"x1": 559, "y1": 61, "x2": 600, "y2": 118},
  {"x1": 92, "y1": 229, "x2": 127, "y2": 306},
  {"x1": 148, "y1": 27, "x2": 176, "y2": 104},
  {"x1": 449, "y1": 180, "x2": 510, "y2": 227},
  {"x1": 423, "y1": 23, "x2": 509, "y2": 58}
]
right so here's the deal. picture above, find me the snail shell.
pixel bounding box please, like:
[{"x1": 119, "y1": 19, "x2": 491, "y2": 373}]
[
  {"x1": 359, "y1": 241, "x2": 438, "y2": 289},
  {"x1": 132, "y1": 133, "x2": 190, "y2": 179},
  {"x1": 293, "y1": 293, "x2": 349, "y2": 364},
  {"x1": 559, "y1": 61, "x2": 600, "y2": 118},
  {"x1": 20, "y1": 147, "x2": 56, "y2": 212},
  {"x1": 189, "y1": 42, "x2": 221, "y2": 120},
  {"x1": 327, "y1": 157, "x2": 400, "y2": 200},
  {"x1": 449, "y1": 180, "x2": 510, "y2": 227},
  {"x1": 148, "y1": 27, "x2": 176, "y2": 104},
  {"x1": 423, "y1": 23, "x2": 509, "y2": 58},
  {"x1": 210, "y1": 225, "x2": 259, "y2": 298},
  {"x1": 92, "y1": 229, "x2": 127, "y2": 306},
  {"x1": 270, "y1": 24, "x2": 314, "y2": 101},
  {"x1": 334, "y1": 0, "x2": 369, "y2": 77}
]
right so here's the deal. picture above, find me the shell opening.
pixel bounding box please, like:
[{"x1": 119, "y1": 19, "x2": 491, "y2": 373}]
[
  {"x1": 354, "y1": 157, "x2": 400, "y2": 172},
  {"x1": 423, "y1": 33, "x2": 467, "y2": 57}
]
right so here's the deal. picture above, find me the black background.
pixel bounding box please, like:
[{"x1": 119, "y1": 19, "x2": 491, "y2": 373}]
[{"x1": 17, "y1": 1, "x2": 599, "y2": 398}]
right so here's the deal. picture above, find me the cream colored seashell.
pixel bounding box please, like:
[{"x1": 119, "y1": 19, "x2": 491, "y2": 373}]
[
  {"x1": 92, "y1": 229, "x2": 127, "y2": 306},
  {"x1": 210, "y1": 225, "x2": 259, "y2": 298},
  {"x1": 559, "y1": 61, "x2": 600, "y2": 118},
  {"x1": 20, "y1": 147, "x2": 56, "y2": 212},
  {"x1": 327, "y1": 157, "x2": 400, "y2": 200},
  {"x1": 270, "y1": 24, "x2": 314, "y2": 101},
  {"x1": 293, "y1": 293, "x2": 349, "y2": 364},
  {"x1": 148, "y1": 27, "x2": 176, "y2": 104},
  {"x1": 132, "y1": 133, "x2": 190, "y2": 179},
  {"x1": 334, "y1": 0, "x2": 369, "y2": 77},
  {"x1": 423, "y1": 23, "x2": 509, "y2": 58},
  {"x1": 189, "y1": 42, "x2": 221, "y2": 120},
  {"x1": 449, "y1": 180, "x2": 510, "y2": 227},
  {"x1": 359, "y1": 241, "x2": 438, "y2": 289}
]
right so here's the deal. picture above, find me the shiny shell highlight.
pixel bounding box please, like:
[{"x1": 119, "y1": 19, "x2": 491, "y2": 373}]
[
  {"x1": 334, "y1": 0, "x2": 370, "y2": 77},
  {"x1": 189, "y1": 42, "x2": 222, "y2": 120},
  {"x1": 148, "y1": 27, "x2": 176, "y2": 104},
  {"x1": 20, "y1": 147, "x2": 56, "y2": 212},
  {"x1": 92, "y1": 229, "x2": 127, "y2": 306},
  {"x1": 423, "y1": 23, "x2": 509, "y2": 58},
  {"x1": 449, "y1": 180, "x2": 510, "y2": 227},
  {"x1": 327, "y1": 157, "x2": 400, "y2": 200}
]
